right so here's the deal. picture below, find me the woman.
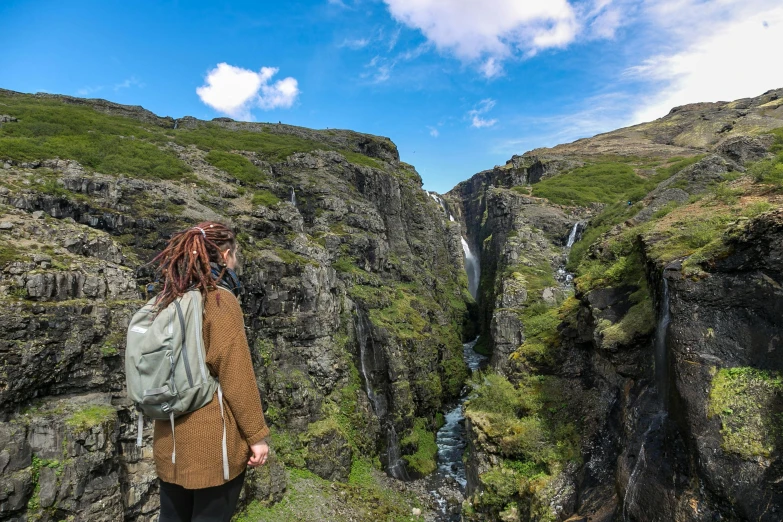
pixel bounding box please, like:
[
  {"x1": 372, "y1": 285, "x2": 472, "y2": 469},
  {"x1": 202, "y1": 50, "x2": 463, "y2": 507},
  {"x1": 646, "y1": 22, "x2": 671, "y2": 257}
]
[{"x1": 150, "y1": 221, "x2": 269, "y2": 522}]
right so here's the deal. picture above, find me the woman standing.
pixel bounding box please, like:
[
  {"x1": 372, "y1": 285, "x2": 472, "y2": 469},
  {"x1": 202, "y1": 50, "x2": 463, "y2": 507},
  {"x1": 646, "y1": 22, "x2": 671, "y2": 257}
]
[{"x1": 150, "y1": 221, "x2": 269, "y2": 522}]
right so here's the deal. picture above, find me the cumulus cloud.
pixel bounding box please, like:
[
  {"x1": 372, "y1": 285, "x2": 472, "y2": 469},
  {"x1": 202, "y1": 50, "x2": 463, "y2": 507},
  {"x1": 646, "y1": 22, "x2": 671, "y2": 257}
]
[
  {"x1": 469, "y1": 99, "x2": 498, "y2": 128},
  {"x1": 196, "y1": 63, "x2": 300, "y2": 120},
  {"x1": 382, "y1": 0, "x2": 623, "y2": 77},
  {"x1": 630, "y1": 1, "x2": 783, "y2": 122}
]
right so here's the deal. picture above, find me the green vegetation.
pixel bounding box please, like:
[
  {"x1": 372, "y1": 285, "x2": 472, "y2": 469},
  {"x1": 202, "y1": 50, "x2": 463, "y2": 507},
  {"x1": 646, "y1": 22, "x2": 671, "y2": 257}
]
[
  {"x1": 0, "y1": 240, "x2": 24, "y2": 267},
  {"x1": 204, "y1": 150, "x2": 265, "y2": 184},
  {"x1": 0, "y1": 93, "x2": 386, "y2": 182},
  {"x1": 708, "y1": 367, "x2": 783, "y2": 459},
  {"x1": 530, "y1": 156, "x2": 703, "y2": 208},
  {"x1": 236, "y1": 465, "x2": 423, "y2": 522},
  {"x1": 749, "y1": 128, "x2": 783, "y2": 189},
  {"x1": 465, "y1": 373, "x2": 580, "y2": 518},
  {"x1": 0, "y1": 95, "x2": 190, "y2": 179},
  {"x1": 401, "y1": 418, "x2": 437, "y2": 475},
  {"x1": 65, "y1": 404, "x2": 116, "y2": 431},
  {"x1": 27, "y1": 455, "x2": 64, "y2": 513},
  {"x1": 531, "y1": 162, "x2": 643, "y2": 206},
  {"x1": 251, "y1": 189, "x2": 281, "y2": 207}
]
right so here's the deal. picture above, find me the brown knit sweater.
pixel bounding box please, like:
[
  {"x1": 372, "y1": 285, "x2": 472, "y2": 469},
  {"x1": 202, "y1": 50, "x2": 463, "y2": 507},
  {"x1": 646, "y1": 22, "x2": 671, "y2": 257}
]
[{"x1": 153, "y1": 288, "x2": 269, "y2": 489}]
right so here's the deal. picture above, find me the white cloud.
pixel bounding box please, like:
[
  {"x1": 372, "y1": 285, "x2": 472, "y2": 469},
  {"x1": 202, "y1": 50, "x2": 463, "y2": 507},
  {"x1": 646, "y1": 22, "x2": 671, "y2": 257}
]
[
  {"x1": 469, "y1": 99, "x2": 498, "y2": 128},
  {"x1": 114, "y1": 77, "x2": 144, "y2": 91},
  {"x1": 382, "y1": 0, "x2": 623, "y2": 77},
  {"x1": 630, "y1": 2, "x2": 783, "y2": 122},
  {"x1": 77, "y1": 85, "x2": 103, "y2": 96},
  {"x1": 340, "y1": 37, "x2": 370, "y2": 49},
  {"x1": 428, "y1": 126, "x2": 439, "y2": 137},
  {"x1": 196, "y1": 63, "x2": 300, "y2": 120}
]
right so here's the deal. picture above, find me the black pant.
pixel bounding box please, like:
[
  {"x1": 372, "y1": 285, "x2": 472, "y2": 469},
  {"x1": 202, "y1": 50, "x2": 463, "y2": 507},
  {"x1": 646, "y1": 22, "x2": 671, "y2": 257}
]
[{"x1": 158, "y1": 471, "x2": 245, "y2": 522}]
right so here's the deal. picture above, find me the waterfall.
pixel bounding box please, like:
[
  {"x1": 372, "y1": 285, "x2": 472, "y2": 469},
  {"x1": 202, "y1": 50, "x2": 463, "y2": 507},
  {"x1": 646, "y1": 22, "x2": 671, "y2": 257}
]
[
  {"x1": 355, "y1": 311, "x2": 387, "y2": 418},
  {"x1": 461, "y1": 237, "x2": 480, "y2": 300},
  {"x1": 654, "y1": 279, "x2": 671, "y2": 407},
  {"x1": 290, "y1": 187, "x2": 297, "y2": 207},
  {"x1": 173, "y1": 121, "x2": 178, "y2": 129},
  {"x1": 566, "y1": 222, "x2": 582, "y2": 248},
  {"x1": 386, "y1": 426, "x2": 410, "y2": 480},
  {"x1": 622, "y1": 412, "x2": 666, "y2": 521},
  {"x1": 428, "y1": 191, "x2": 449, "y2": 216},
  {"x1": 449, "y1": 214, "x2": 455, "y2": 222}
]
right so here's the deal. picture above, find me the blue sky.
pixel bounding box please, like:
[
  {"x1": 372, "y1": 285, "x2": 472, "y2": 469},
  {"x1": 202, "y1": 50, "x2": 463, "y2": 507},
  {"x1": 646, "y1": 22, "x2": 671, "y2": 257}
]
[{"x1": 2, "y1": 0, "x2": 782, "y2": 192}]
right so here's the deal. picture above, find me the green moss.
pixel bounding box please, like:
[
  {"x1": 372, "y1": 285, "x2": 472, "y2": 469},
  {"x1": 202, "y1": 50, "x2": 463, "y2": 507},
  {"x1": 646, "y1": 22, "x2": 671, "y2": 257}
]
[
  {"x1": 205, "y1": 150, "x2": 265, "y2": 184},
  {"x1": 65, "y1": 404, "x2": 115, "y2": 431},
  {"x1": 597, "y1": 299, "x2": 654, "y2": 349},
  {"x1": 401, "y1": 418, "x2": 437, "y2": 475},
  {"x1": 708, "y1": 367, "x2": 783, "y2": 458},
  {"x1": 332, "y1": 256, "x2": 361, "y2": 274}
]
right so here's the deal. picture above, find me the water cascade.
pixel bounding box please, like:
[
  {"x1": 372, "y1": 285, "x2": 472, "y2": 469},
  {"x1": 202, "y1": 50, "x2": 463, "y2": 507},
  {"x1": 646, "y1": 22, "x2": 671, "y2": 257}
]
[
  {"x1": 654, "y1": 279, "x2": 671, "y2": 407},
  {"x1": 622, "y1": 413, "x2": 666, "y2": 521},
  {"x1": 556, "y1": 222, "x2": 584, "y2": 285},
  {"x1": 566, "y1": 221, "x2": 583, "y2": 248},
  {"x1": 461, "y1": 237, "x2": 480, "y2": 299},
  {"x1": 290, "y1": 187, "x2": 297, "y2": 207},
  {"x1": 428, "y1": 192, "x2": 448, "y2": 215},
  {"x1": 622, "y1": 278, "x2": 673, "y2": 520},
  {"x1": 387, "y1": 426, "x2": 410, "y2": 481},
  {"x1": 356, "y1": 309, "x2": 409, "y2": 480},
  {"x1": 428, "y1": 338, "x2": 487, "y2": 519}
]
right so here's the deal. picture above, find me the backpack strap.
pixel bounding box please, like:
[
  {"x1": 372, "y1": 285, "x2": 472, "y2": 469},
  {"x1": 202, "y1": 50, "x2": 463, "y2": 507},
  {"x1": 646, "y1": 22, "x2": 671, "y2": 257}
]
[
  {"x1": 170, "y1": 412, "x2": 176, "y2": 464},
  {"x1": 136, "y1": 411, "x2": 144, "y2": 447},
  {"x1": 217, "y1": 384, "x2": 229, "y2": 481}
]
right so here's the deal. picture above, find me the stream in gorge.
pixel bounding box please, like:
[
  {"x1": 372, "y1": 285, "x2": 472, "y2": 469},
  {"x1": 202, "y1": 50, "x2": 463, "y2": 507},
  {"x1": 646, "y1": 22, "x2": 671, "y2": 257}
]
[{"x1": 427, "y1": 338, "x2": 487, "y2": 520}]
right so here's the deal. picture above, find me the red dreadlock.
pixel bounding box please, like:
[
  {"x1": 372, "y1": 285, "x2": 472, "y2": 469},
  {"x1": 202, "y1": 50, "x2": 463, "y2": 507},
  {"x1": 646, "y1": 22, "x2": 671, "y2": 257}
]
[{"x1": 150, "y1": 221, "x2": 237, "y2": 310}]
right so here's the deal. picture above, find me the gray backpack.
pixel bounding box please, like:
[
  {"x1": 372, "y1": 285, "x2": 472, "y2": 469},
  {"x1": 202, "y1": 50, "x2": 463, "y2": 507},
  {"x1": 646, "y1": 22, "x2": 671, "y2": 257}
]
[{"x1": 126, "y1": 289, "x2": 229, "y2": 480}]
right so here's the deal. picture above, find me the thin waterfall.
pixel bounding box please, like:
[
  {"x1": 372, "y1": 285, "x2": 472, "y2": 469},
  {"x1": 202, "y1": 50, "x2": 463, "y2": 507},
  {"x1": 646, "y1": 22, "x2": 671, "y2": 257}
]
[
  {"x1": 386, "y1": 426, "x2": 410, "y2": 480},
  {"x1": 461, "y1": 237, "x2": 480, "y2": 299},
  {"x1": 449, "y1": 214, "x2": 455, "y2": 222},
  {"x1": 355, "y1": 311, "x2": 386, "y2": 417},
  {"x1": 290, "y1": 187, "x2": 297, "y2": 207},
  {"x1": 654, "y1": 279, "x2": 671, "y2": 408},
  {"x1": 566, "y1": 221, "x2": 582, "y2": 248},
  {"x1": 622, "y1": 413, "x2": 665, "y2": 521}
]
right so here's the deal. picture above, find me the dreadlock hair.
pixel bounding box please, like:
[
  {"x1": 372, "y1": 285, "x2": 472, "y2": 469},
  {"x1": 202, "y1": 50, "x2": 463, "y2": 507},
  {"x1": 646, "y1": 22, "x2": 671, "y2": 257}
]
[{"x1": 151, "y1": 221, "x2": 237, "y2": 310}]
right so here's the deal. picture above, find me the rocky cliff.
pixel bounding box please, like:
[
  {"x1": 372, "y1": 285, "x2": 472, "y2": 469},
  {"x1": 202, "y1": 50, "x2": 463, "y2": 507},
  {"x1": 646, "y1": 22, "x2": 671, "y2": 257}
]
[
  {"x1": 2, "y1": 85, "x2": 783, "y2": 522},
  {"x1": 448, "y1": 88, "x2": 783, "y2": 521},
  {"x1": 0, "y1": 89, "x2": 471, "y2": 521}
]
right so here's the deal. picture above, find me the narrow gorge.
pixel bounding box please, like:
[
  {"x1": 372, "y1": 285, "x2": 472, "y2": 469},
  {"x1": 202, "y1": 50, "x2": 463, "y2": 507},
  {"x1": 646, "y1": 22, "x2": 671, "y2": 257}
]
[{"x1": 1, "y1": 87, "x2": 783, "y2": 521}]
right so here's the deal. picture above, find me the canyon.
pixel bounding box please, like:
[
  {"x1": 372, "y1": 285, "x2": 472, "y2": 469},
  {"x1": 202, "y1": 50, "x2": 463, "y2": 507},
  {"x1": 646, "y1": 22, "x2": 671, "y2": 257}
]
[{"x1": 1, "y1": 87, "x2": 783, "y2": 521}]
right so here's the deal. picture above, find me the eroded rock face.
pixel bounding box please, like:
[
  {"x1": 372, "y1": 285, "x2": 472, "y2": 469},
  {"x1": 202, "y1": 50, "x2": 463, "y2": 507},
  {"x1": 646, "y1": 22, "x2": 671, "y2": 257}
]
[{"x1": 0, "y1": 92, "x2": 470, "y2": 521}]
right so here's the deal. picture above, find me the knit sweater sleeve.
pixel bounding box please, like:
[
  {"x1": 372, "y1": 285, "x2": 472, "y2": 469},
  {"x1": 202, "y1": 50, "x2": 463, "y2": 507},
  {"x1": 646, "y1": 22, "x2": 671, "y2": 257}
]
[{"x1": 205, "y1": 289, "x2": 270, "y2": 446}]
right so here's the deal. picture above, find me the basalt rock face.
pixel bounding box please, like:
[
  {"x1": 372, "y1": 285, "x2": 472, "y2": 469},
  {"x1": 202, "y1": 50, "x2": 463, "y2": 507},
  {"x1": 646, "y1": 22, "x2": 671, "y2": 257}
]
[
  {"x1": 449, "y1": 89, "x2": 783, "y2": 521},
  {"x1": 0, "y1": 90, "x2": 470, "y2": 520}
]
